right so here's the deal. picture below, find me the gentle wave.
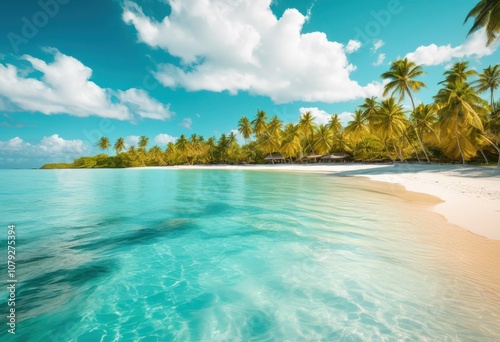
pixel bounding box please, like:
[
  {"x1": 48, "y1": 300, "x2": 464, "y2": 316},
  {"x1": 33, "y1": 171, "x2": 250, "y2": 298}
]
[{"x1": 0, "y1": 169, "x2": 499, "y2": 341}]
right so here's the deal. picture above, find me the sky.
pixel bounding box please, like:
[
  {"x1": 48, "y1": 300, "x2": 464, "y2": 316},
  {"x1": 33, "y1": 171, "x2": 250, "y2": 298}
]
[{"x1": 0, "y1": 0, "x2": 498, "y2": 168}]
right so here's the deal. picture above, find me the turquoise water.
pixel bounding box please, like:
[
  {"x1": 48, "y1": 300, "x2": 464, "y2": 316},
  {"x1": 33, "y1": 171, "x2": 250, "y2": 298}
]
[{"x1": 1, "y1": 169, "x2": 499, "y2": 341}]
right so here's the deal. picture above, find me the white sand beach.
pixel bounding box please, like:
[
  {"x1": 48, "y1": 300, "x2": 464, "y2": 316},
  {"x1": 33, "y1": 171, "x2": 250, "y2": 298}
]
[{"x1": 152, "y1": 163, "x2": 500, "y2": 240}]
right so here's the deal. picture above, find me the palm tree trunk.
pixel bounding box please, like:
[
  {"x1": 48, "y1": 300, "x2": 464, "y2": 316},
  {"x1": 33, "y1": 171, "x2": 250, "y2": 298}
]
[
  {"x1": 479, "y1": 149, "x2": 488, "y2": 163},
  {"x1": 491, "y1": 88, "x2": 495, "y2": 112},
  {"x1": 392, "y1": 140, "x2": 404, "y2": 162},
  {"x1": 407, "y1": 92, "x2": 431, "y2": 163},
  {"x1": 383, "y1": 141, "x2": 395, "y2": 162},
  {"x1": 403, "y1": 132, "x2": 420, "y2": 162},
  {"x1": 455, "y1": 123, "x2": 465, "y2": 164},
  {"x1": 481, "y1": 134, "x2": 500, "y2": 167}
]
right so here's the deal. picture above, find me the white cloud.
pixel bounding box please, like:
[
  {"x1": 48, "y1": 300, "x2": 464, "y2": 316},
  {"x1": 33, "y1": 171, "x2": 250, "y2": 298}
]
[
  {"x1": 179, "y1": 118, "x2": 192, "y2": 129},
  {"x1": 372, "y1": 39, "x2": 384, "y2": 52},
  {"x1": 0, "y1": 50, "x2": 173, "y2": 121},
  {"x1": 38, "y1": 134, "x2": 87, "y2": 154},
  {"x1": 373, "y1": 53, "x2": 386, "y2": 66},
  {"x1": 299, "y1": 107, "x2": 331, "y2": 125},
  {"x1": 117, "y1": 88, "x2": 174, "y2": 121},
  {"x1": 122, "y1": 0, "x2": 383, "y2": 103},
  {"x1": 154, "y1": 133, "x2": 177, "y2": 145},
  {"x1": 230, "y1": 129, "x2": 245, "y2": 145},
  {"x1": 406, "y1": 29, "x2": 497, "y2": 66},
  {"x1": 338, "y1": 112, "x2": 354, "y2": 125},
  {"x1": 298, "y1": 107, "x2": 353, "y2": 126},
  {"x1": 345, "y1": 40, "x2": 361, "y2": 54},
  {"x1": 124, "y1": 135, "x2": 140, "y2": 148},
  {"x1": 0, "y1": 135, "x2": 87, "y2": 157}
]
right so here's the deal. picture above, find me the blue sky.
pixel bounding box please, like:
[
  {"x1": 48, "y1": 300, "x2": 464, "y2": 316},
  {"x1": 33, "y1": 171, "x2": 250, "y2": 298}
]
[{"x1": 0, "y1": 0, "x2": 498, "y2": 168}]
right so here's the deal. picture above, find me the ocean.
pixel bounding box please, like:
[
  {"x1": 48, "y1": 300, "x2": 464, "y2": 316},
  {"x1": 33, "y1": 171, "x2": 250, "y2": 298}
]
[{"x1": 1, "y1": 169, "x2": 499, "y2": 341}]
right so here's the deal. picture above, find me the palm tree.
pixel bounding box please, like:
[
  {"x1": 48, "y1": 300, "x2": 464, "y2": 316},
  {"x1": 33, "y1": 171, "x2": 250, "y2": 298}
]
[
  {"x1": 412, "y1": 104, "x2": 439, "y2": 145},
  {"x1": 238, "y1": 116, "x2": 253, "y2": 144},
  {"x1": 251, "y1": 110, "x2": 268, "y2": 138},
  {"x1": 313, "y1": 124, "x2": 334, "y2": 155},
  {"x1": 149, "y1": 146, "x2": 166, "y2": 166},
  {"x1": 299, "y1": 111, "x2": 317, "y2": 155},
  {"x1": 382, "y1": 58, "x2": 430, "y2": 162},
  {"x1": 440, "y1": 61, "x2": 477, "y2": 85},
  {"x1": 328, "y1": 114, "x2": 342, "y2": 136},
  {"x1": 474, "y1": 64, "x2": 500, "y2": 111},
  {"x1": 434, "y1": 80, "x2": 489, "y2": 164},
  {"x1": 138, "y1": 135, "x2": 149, "y2": 151},
  {"x1": 465, "y1": 0, "x2": 500, "y2": 46},
  {"x1": 114, "y1": 137, "x2": 125, "y2": 155},
  {"x1": 281, "y1": 123, "x2": 301, "y2": 162},
  {"x1": 371, "y1": 98, "x2": 409, "y2": 161},
  {"x1": 344, "y1": 110, "x2": 370, "y2": 143},
  {"x1": 97, "y1": 137, "x2": 110, "y2": 151},
  {"x1": 359, "y1": 96, "x2": 380, "y2": 126}
]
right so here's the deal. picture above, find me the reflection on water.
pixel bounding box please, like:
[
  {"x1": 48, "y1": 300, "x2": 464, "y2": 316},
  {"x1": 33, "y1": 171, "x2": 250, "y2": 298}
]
[{"x1": 0, "y1": 169, "x2": 499, "y2": 341}]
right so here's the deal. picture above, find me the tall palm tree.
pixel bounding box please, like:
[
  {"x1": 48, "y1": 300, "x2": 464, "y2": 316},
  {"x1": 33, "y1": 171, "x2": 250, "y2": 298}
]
[
  {"x1": 382, "y1": 58, "x2": 430, "y2": 162},
  {"x1": 238, "y1": 116, "x2": 253, "y2": 144},
  {"x1": 474, "y1": 64, "x2": 500, "y2": 111},
  {"x1": 138, "y1": 135, "x2": 149, "y2": 151},
  {"x1": 465, "y1": 0, "x2": 500, "y2": 46},
  {"x1": 328, "y1": 114, "x2": 342, "y2": 136},
  {"x1": 359, "y1": 96, "x2": 380, "y2": 126},
  {"x1": 371, "y1": 98, "x2": 409, "y2": 161},
  {"x1": 434, "y1": 80, "x2": 489, "y2": 164},
  {"x1": 281, "y1": 123, "x2": 301, "y2": 162},
  {"x1": 149, "y1": 146, "x2": 166, "y2": 166},
  {"x1": 251, "y1": 110, "x2": 268, "y2": 138},
  {"x1": 440, "y1": 61, "x2": 477, "y2": 85},
  {"x1": 313, "y1": 124, "x2": 334, "y2": 155},
  {"x1": 175, "y1": 134, "x2": 189, "y2": 164},
  {"x1": 299, "y1": 111, "x2": 317, "y2": 155},
  {"x1": 114, "y1": 137, "x2": 125, "y2": 155},
  {"x1": 412, "y1": 104, "x2": 439, "y2": 145},
  {"x1": 344, "y1": 110, "x2": 370, "y2": 143},
  {"x1": 97, "y1": 137, "x2": 110, "y2": 151}
]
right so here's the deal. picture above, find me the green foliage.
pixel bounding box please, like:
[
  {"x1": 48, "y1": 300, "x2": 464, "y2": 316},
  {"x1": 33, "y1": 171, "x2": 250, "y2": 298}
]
[
  {"x1": 41, "y1": 62, "x2": 500, "y2": 168},
  {"x1": 40, "y1": 163, "x2": 74, "y2": 169}
]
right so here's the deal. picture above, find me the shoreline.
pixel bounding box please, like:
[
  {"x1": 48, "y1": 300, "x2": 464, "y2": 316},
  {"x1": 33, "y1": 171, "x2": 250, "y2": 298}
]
[{"x1": 131, "y1": 163, "x2": 500, "y2": 240}]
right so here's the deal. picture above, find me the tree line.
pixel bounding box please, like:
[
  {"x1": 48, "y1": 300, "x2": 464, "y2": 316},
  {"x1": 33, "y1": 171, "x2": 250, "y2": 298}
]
[{"x1": 41, "y1": 59, "x2": 500, "y2": 169}]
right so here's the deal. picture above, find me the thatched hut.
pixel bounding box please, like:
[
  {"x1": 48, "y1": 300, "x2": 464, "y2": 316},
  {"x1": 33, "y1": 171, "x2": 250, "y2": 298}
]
[
  {"x1": 264, "y1": 152, "x2": 286, "y2": 164},
  {"x1": 321, "y1": 154, "x2": 349, "y2": 162}
]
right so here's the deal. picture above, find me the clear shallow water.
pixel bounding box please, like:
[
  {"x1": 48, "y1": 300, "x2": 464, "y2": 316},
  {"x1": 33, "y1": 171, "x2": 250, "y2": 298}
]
[{"x1": 0, "y1": 169, "x2": 499, "y2": 341}]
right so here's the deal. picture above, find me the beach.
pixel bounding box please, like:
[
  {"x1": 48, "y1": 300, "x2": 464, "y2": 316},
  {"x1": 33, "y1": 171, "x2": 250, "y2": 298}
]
[{"x1": 147, "y1": 163, "x2": 500, "y2": 241}]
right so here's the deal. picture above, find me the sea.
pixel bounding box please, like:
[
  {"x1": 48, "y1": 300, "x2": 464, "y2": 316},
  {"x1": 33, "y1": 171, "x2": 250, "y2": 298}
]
[{"x1": 1, "y1": 169, "x2": 499, "y2": 341}]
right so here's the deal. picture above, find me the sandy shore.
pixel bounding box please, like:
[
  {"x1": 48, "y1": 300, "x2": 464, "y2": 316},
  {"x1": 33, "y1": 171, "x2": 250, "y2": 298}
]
[{"x1": 144, "y1": 163, "x2": 500, "y2": 240}]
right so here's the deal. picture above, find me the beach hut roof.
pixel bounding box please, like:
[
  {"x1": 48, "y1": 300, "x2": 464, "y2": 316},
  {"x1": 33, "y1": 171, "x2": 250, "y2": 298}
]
[
  {"x1": 264, "y1": 152, "x2": 285, "y2": 160},
  {"x1": 321, "y1": 154, "x2": 348, "y2": 159},
  {"x1": 305, "y1": 154, "x2": 323, "y2": 159}
]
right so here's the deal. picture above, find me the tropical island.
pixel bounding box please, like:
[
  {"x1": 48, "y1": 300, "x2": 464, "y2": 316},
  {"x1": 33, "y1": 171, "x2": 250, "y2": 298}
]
[{"x1": 42, "y1": 59, "x2": 500, "y2": 169}]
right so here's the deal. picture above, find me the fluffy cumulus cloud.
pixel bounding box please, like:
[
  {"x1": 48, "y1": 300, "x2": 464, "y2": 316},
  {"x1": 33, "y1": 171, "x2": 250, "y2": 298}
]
[
  {"x1": 406, "y1": 29, "x2": 497, "y2": 66},
  {"x1": 124, "y1": 135, "x2": 140, "y2": 148},
  {"x1": 299, "y1": 107, "x2": 331, "y2": 125},
  {"x1": 345, "y1": 40, "x2": 361, "y2": 53},
  {"x1": 0, "y1": 135, "x2": 88, "y2": 167},
  {"x1": 299, "y1": 107, "x2": 353, "y2": 126},
  {"x1": 0, "y1": 50, "x2": 173, "y2": 121},
  {"x1": 373, "y1": 53, "x2": 386, "y2": 66},
  {"x1": 372, "y1": 39, "x2": 384, "y2": 52},
  {"x1": 154, "y1": 133, "x2": 177, "y2": 145},
  {"x1": 122, "y1": 0, "x2": 383, "y2": 103},
  {"x1": 117, "y1": 88, "x2": 173, "y2": 121}
]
